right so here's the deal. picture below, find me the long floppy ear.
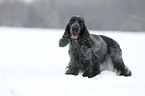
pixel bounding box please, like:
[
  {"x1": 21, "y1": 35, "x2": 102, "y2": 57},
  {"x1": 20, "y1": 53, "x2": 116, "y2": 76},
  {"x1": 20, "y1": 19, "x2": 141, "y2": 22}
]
[
  {"x1": 80, "y1": 25, "x2": 93, "y2": 48},
  {"x1": 59, "y1": 24, "x2": 70, "y2": 47}
]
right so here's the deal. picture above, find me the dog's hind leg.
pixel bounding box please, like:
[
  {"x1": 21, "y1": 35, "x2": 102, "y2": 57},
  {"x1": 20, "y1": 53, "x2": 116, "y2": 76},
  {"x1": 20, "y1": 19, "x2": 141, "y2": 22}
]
[{"x1": 110, "y1": 47, "x2": 131, "y2": 76}]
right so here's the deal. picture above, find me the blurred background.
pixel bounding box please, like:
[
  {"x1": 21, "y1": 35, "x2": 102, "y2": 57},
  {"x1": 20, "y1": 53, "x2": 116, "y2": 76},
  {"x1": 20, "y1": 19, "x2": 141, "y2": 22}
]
[{"x1": 0, "y1": 0, "x2": 145, "y2": 31}]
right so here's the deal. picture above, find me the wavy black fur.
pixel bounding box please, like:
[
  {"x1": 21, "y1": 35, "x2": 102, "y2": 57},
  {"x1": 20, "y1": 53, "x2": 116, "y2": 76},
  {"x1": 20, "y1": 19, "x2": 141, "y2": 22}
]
[{"x1": 59, "y1": 16, "x2": 131, "y2": 78}]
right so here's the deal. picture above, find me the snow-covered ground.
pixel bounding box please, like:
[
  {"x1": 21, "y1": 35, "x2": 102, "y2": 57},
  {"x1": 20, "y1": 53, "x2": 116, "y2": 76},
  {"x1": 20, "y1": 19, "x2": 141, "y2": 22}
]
[{"x1": 0, "y1": 27, "x2": 145, "y2": 96}]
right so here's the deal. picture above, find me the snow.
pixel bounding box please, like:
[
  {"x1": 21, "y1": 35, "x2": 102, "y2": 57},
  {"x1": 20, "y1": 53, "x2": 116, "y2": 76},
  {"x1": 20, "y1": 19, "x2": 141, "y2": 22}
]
[{"x1": 0, "y1": 27, "x2": 145, "y2": 96}]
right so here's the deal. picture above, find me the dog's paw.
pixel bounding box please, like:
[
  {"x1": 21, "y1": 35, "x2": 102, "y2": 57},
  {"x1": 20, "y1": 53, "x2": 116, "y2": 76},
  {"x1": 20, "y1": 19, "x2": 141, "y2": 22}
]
[
  {"x1": 65, "y1": 72, "x2": 78, "y2": 76},
  {"x1": 120, "y1": 70, "x2": 132, "y2": 77},
  {"x1": 82, "y1": 72, "x2": 95, "y2": 78}
]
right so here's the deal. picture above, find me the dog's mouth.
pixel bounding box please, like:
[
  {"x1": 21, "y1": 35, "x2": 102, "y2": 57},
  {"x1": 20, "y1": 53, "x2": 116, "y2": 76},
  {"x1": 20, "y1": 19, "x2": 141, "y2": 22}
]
[{"x1": 71, "y1": 34, "x2": 78, "y2": 39}]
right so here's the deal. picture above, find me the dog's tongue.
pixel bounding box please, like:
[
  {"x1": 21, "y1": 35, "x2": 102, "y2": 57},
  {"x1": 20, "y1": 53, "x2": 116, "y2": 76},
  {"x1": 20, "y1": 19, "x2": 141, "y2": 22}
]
[{"x1": 72, "y1": 35, "x2": 78, "y2": 39}]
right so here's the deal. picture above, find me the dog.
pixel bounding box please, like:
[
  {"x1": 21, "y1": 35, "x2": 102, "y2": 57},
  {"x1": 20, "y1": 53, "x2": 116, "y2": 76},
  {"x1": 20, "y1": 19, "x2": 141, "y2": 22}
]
[{"x1": 59, "y1": 16, "x2": 131, "y2": 78}]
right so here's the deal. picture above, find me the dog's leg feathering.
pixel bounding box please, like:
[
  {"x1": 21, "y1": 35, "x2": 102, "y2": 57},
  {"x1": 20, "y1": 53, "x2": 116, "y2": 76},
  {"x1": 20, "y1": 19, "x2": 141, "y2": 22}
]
[
  {"x1": 65, "y1": 60, "x2": 80, "y2": 76},
  {"x1": 111, "y1": 48, "x2": 132, "y2": 76}
]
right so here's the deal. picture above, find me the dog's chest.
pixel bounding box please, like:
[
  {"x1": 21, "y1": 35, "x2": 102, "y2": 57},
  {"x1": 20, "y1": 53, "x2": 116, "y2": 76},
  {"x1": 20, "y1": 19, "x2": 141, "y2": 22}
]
[
  {"x1": 69, "y1": 45, "x2": 92, "y2": 60},
  {"x1": 81, "y1": 46, "x2": 92, "y2": 57}
]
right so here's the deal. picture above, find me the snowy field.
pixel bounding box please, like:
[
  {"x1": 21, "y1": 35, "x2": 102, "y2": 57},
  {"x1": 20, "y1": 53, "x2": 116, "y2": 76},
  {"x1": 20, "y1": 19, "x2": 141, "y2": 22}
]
[{"x1": 0, "y1": 27, "x2": 145, "y2": 96}]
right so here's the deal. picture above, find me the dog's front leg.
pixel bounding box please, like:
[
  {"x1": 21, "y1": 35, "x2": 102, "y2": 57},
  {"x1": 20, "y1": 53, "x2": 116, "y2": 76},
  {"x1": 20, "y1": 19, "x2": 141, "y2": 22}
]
[
  {"x1": 65, "y1": 60, "x2": 80, "y2": 76},
  {"x1": 82, "y1": 62, "x2": 101, "y2": 78}
]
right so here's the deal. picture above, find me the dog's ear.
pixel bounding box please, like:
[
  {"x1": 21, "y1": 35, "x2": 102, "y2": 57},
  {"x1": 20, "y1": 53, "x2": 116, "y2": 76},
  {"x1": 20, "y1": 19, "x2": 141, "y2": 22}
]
[
  {"x1": 80, "y1": 25, "x2": 93, "y2": 48},
  {"x1": 59, "y1": 23, "x2": 70, "y2": 47}
]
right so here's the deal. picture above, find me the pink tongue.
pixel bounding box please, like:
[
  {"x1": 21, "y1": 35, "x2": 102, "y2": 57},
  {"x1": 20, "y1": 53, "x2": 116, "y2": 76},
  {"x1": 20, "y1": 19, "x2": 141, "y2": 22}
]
[{"x1": 72, "y1": 35, "x2": 78, "y2": 39}]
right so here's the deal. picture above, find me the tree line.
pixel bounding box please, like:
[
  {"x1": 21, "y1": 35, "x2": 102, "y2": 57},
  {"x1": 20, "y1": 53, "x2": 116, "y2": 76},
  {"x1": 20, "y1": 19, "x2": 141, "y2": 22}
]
[{"x1": 0, "y1": 0, "x2": 145, "y2": 31}]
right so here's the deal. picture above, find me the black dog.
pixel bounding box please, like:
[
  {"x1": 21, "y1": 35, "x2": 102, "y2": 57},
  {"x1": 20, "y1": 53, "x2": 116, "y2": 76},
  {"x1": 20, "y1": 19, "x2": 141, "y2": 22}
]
[{"x1": 59, "y1": 16, "x2": 131, "y2": 78}]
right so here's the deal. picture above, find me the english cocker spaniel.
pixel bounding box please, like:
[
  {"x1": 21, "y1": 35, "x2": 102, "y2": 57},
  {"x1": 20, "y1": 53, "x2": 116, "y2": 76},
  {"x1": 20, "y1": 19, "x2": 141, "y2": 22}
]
[{"x1": 59, "y1": 16, "x2": 131, "y2": 78}]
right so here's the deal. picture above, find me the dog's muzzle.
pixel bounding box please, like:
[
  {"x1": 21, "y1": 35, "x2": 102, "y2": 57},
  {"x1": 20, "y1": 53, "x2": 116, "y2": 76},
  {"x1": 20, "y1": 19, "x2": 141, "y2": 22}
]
[{"x1": 70, "y1": 23, "x2": 80, "y2": 39}]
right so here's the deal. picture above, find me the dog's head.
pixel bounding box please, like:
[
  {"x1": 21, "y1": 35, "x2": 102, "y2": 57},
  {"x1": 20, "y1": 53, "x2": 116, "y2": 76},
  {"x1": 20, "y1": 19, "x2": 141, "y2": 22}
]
[
  {"x1": 68, "y1": 16, "x2": 85, "y2": 39},
  {"x1": 59, "y1": 16, "x2": 91, "y2": 47}
]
